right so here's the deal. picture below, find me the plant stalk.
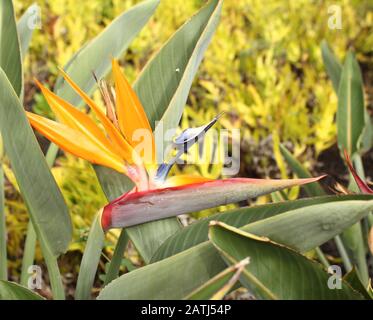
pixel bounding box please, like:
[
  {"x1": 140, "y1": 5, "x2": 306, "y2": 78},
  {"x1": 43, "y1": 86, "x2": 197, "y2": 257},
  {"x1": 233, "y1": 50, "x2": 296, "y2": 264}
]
[
  {"x1": 104, "y1": 230, "x2": 129, "y2": 285},
  {"x1": 40, "y1": 240, "x2": 65, "y2": 300},
  {"x1": 20, "y1": 222, "x2": 36, "y2": 286},
  {"x1": 0, "y1": 161, "x2": 7, "y2": 280},
  {"x1": 341, "y1": 154, "x2": 370, "y2": 285},
  {"x1": 334, "y1": 234, "x2": 353, "y2": 272},
  {"x1": 315, "y1": 247, "x2": 330, "y2": 269},
  {"x1": 20, "y1": 147, "x2": 64, "y2": 295},
  {"x1": 45, "y1": 143, "x2": 58, "y2": 168}
]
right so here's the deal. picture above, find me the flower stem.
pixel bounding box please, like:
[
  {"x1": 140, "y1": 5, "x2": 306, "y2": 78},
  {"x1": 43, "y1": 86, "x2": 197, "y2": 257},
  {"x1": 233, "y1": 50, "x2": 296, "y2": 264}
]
[
  {"x1": 104, "y1": 230, "x2": 129, "y2": 285},
  {"x1": 0, "y1": 162, "x2": 7, "y2": 280},
  {"x1": 20, "y1": 222, "x2": 36, "y2": 286},
  {"x1": 40, "y1": 240, "x2": 65, "y2": 300},
  {"x1": 315, "y1": 247, "x2": 330, "y2": 269},
  {"x1": 334, "y1": 234, "x2": 353, "y2": 272}
]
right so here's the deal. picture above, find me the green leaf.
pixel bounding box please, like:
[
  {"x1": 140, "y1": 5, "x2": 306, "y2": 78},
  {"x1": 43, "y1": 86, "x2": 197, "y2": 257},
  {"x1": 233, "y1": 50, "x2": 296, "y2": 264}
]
[
  {"x1": 121, "y1": 258, "x2": 136, "y2": 272},
  {"x1": 360, "y1": 112, "x2": 373, "y2": 154},
  {"x1": 343, "y1": 268, "x2": 373, "y2": 300},
  {"x1": 241, "y1": 200, "x2": 373, "y2": 253},
  {"x1": 138, "y1": 0, "x2": 223, "y2": 159},
  {"x1": 321, "y1": 40, "x2": 342, "y2": 93},
  {"x1": 185, "y1": 257, "x2": 249, "y2": 300},
  {"x1": 98, "y1": 241, "x2": 224, "y2": 300},
  {"x1": 95, "y1": 166, "x2": 134, "y2": 201},
  {"x1": 75, "y1": 212, "x2": 105, "y2": 300},
  {"x1": 98, "y1": 196, "x2": 373, "y2": 299},
  {"x1": 17, "y1": 3, "x2": 37, "y2": 61},
  {"x1": 0, "y1": 0, "x2": 22, "y2": 96},
  {"x1": 279, "y1": 144, "x2": 325, "y2": 196},
  {"x1": 0, "y1": 281, "x2": 44, "y2": 300},
  {"x1": 151, "y1": 195, "x2": 370, "y2": 262},
  {"x1": 321, "y1": 42, "x2": 372, "y2": 153},
  {"x1": 279, "y1": 143, "x2": 352, "y2": 270},
  {"x1": 208, "y1": 222, "x2": 364, "y2": 300},
  {"x1": 128, "y1": 221, "x2": 183, "y2": 265},
  {"x1": 0, "y1": 68, "x2": 71, "y2": 257},
  {"x1": 54, "y1": 0, "x2": 160, "y2": 106},
  {"x1": 337, "y1": 52, "x2": 365, "y2": 156}
]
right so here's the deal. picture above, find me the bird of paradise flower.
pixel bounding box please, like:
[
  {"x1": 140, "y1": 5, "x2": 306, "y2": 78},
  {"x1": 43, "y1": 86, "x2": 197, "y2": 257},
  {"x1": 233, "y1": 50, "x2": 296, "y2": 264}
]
[{"x1": 26, "y1": 60, "x2": 324, "y2": 231}]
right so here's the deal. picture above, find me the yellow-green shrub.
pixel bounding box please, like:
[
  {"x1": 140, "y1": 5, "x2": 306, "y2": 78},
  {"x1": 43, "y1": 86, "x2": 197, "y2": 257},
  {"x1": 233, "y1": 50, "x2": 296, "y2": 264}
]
[
  {"x1": 3, "y1": 155, "x2": 106, "y2": 277},
  {"x1": 16, "y1": 0, "x2": 372, "y2": 162}
]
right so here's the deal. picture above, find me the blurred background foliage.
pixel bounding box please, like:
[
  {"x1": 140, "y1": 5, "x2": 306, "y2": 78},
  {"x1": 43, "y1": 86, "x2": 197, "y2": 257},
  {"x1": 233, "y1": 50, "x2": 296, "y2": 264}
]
[{"x1": 6, "y1": 0, "x2": 372, "y2": 279}]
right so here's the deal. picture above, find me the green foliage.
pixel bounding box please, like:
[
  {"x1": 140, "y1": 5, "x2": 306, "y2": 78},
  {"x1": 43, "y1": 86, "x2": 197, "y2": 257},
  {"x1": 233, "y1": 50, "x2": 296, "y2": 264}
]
[
  {"x1": 0, "y1": 280, "x2": 44, "y2": 300},
  {"x1": 337, "y1": 52, "x2": 365, "y2": 156},
  {"x1": 0, "y1": 68, "x2": 71, "y2": 257},
  {"x1": 98, "y1": 195, "x2": 373, "y2": 299},
  {"x1": 0, "y1": 0, "x2": 22, "y2": 96},
  {"x1": 0, "y1": 0, "x2": 371, "y2": 300},
  {"x1": 209, "y1": 222, "x2": 364, "y2": 299}
]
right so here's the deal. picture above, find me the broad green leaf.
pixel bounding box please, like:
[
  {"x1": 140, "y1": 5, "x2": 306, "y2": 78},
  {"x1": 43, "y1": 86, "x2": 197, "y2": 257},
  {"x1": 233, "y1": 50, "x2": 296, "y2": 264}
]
[
  {"x1": 139, "y1": 0, "x2": 223, "y2": 159},
  {"x1": 98, "y1": 196, "x2": 373, "y2": 299},
  {"x1": 95, "y1": 166, "x2": 134, "y2": 201},
  {"x1": 321, "y1": 40, "x2": 342, "y2": 92},
  {"x1": 279, "y1": 144, "x2": 325, "y2": 196},
  {"x1": 321, "y1": 41, "x2": 372, "y2": 153},
  {"x1": 185, "y1": 257, "x2": 249, "y2": 300},
  {"x1": 151, "y1": 195, "x2": 371, "y2": 262},
  {"x1": 54, "y1": 0, "x2": 160, "y2": 106},
  {"x1": 209, "y1": 222, "x2": 364, "y2": 300},
  {"x1": 278, "y1": 146, "x2": 353, "y2": 269},
  {"x1": 17, "y1": 3, "x2": 37, "y2": 61},
  {"x1": 0, "y1": 281, "x2": 44, "y2": 300},
  {"x1": 0, "y1": 0, "x2": 22, "y2": 96},
  {"x1": 125, "y1": 218, "x2": 181, "y2": 264},
  {"x1": 343, "y1": 268, "x2": 372, "y2": 300},
  {"x1": 98, "y1": 241, "x2": 224, "y2": 300},
  {"x1": 241, "y1": 200, "x2": 373, "y2": 253},
  {"x1": 104, "y1": 177, "x2": 322, "y2": 230},
  {"x1": 0, "y1": 68, "x2": 71, "y2": 256},
  {"x1": 75, "y1": 213, "x2": 105, "y2": 300},
  {"x1": 337, "y1": 52, "x2": 365, "y2": 156}
]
